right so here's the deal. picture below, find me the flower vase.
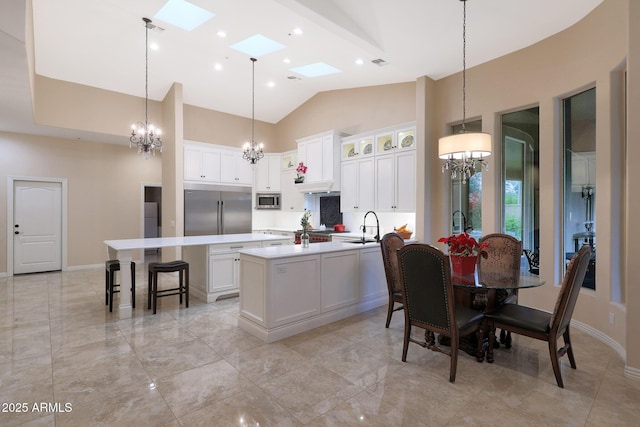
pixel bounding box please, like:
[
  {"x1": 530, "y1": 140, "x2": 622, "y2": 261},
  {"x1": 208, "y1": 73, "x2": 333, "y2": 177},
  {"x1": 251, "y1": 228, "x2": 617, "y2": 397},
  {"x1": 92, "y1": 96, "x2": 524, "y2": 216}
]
[
  {"x1": 295, "y1": 176, "x2": 304, "y2": 184},
  {"x1": 450, "y1": 255, "x2": 478, "y2": 275},
  {"x1": 301, "y1": 233, "x2": 309, "y2": 248}
]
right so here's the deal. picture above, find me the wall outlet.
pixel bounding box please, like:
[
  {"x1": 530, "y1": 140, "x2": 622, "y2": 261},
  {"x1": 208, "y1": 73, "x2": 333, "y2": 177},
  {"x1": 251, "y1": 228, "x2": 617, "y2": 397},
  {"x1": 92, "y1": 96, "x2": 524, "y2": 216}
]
[{"x1": 609, "y1": 312, "x2": 615, "y2": 325}]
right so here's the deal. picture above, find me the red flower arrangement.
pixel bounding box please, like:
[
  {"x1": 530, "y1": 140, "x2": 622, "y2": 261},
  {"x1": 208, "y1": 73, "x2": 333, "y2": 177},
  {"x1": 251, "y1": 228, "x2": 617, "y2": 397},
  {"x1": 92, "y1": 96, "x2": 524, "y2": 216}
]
[{"x1": 438, "y1": 233, "x2": 488, "y2": 257}]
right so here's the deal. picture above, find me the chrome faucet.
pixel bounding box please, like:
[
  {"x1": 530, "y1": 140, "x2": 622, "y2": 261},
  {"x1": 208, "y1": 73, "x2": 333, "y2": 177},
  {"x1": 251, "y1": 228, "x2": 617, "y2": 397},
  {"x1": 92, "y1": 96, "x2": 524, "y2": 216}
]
[{"x1": 363, "y1": 210, "x2": 380, "y2": 243}]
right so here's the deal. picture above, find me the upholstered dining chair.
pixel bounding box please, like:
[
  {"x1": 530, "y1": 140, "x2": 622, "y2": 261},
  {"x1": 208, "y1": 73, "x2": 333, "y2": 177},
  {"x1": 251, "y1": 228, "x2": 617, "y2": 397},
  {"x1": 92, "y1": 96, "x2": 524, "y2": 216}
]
[
  {"x1": 380, "y1": 232, "x2": 405, "y2": 328},
  {"x1": 478, "y1": 233, "x2": 522, "y2": 347},
  {"x1": 486, "y1": 245, "x2": 591, "y2": 388},
  {"x1": 397, "y1": 243, "x2": 485, "y2": 382}
]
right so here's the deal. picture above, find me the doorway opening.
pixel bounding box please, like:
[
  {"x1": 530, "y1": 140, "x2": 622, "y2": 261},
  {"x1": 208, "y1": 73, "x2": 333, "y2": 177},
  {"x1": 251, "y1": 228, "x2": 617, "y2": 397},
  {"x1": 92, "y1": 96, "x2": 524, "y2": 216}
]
[{"x1": 144, "y1": 186, "x2": 162, "y2": 264}]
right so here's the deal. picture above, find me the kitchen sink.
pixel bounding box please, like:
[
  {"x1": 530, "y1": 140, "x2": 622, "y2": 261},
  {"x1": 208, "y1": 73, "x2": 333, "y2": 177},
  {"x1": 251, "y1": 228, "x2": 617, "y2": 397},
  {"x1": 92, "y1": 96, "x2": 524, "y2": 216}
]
[{"x1": 345, "y1": 239, "x2": 378, "y2": 244}]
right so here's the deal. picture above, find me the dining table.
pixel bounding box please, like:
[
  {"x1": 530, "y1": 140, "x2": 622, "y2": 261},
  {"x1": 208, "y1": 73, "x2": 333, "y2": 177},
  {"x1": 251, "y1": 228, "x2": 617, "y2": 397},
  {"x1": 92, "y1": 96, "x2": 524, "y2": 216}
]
[{"x1": 450, "y1": 268, "x2": 546, "y2": 358}]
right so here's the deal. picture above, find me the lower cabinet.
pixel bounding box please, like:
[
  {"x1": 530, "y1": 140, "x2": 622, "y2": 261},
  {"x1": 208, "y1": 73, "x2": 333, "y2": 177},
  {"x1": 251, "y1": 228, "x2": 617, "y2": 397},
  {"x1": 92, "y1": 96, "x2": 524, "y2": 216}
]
[
  {"x1": 238, "y1": 245, "x2": 388, "y2": 343},
  {"x1": 185, "y1": 238, "x2": 289, "y2": 302}
]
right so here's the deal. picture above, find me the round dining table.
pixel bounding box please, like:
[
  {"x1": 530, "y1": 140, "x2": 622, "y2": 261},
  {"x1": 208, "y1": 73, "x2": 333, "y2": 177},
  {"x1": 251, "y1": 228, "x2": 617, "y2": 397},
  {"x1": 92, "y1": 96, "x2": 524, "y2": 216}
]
[{"x1": 450, "y1": 268, "x2": 546, "y2": 358}]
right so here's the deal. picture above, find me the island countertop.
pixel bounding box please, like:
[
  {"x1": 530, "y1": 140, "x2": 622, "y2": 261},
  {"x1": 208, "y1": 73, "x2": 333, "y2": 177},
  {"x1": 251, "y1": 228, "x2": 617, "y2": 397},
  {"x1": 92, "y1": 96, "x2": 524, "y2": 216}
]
[
  {"x1": 104, "y1": 233, "x2": 289, "y2": 251},
  {"x1": 238, "y1": 240, "x2": 381, "y2": 259}
]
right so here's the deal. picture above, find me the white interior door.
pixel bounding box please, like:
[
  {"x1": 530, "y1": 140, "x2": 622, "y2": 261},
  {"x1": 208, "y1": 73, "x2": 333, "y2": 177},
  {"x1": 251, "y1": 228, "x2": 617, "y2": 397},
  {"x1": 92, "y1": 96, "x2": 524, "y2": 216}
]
[{"x1": 13, "y1": 180, "x2": 62, "y2": 274}]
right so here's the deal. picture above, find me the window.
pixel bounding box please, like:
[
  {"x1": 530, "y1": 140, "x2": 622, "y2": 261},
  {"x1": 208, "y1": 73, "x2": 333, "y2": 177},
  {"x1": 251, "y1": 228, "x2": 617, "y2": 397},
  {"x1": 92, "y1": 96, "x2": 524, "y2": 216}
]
[
  {"x1": 501, "y1": 108, "x2": 539, "y2": 254},
  {"x1": 563, "y1": 88, "x2": 596, "y2": 289}
]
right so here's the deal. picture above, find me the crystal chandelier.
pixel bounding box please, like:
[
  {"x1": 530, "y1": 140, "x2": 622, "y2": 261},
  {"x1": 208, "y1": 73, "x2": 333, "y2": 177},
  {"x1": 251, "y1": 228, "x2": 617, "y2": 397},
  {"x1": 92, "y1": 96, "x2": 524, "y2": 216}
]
[
  {"x1": 130, "y1": 17, "x2": 162, "y2": 160},
  {"x1": 438, "y1": 0, "x2": 491, "y2": 184},
  {"x1": 242, "y1": 57, "x2": 264, "y2": 164}
]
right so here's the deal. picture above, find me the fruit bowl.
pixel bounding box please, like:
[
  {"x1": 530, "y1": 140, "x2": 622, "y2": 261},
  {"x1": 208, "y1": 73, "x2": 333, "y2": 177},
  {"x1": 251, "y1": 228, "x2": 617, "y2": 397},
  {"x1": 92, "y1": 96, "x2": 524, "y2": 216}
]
[{"x1": 396, "y1": 230, "x2": 412, "y2": 240}]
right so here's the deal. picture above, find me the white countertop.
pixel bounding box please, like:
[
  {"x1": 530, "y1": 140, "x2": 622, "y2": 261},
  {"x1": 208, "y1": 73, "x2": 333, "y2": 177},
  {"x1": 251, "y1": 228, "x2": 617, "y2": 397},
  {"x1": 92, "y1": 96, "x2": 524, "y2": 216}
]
[
  {"x1": 238, "y1": 240, "x2": 381, "y2": 259},
  {"x1": 105, "y1": 233, "x2": 289, "y2": 251}
]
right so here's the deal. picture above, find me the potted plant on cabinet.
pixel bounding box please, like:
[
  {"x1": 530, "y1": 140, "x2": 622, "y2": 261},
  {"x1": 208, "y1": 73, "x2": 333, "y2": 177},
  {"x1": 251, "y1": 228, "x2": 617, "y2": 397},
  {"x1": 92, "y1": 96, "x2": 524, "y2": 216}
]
[{"x1": 438, "y1": 232, "x2": 488, "y2": 274}]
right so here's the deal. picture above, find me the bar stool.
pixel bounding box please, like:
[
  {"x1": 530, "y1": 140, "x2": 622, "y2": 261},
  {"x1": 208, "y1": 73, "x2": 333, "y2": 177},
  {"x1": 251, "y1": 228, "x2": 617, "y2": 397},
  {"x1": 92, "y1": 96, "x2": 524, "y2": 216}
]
[
  {"x1": 105, "y1": 260, "x2": 136, "y2": 312},
  {"x1": 147, "y1": 260, "x2": 189, "y2": 314}
]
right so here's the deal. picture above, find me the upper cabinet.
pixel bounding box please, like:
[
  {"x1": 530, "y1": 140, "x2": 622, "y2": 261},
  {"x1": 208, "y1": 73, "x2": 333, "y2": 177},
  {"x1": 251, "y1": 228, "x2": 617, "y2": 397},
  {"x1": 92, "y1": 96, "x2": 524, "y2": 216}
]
[
  {"x1": 254, "y1": 154, "x2": 281, "y2": 192},
  {"x1": 341, "y1": 135, "x2": 374, "y2": 160},
  {"x1": 220, "y1": 150, "x2": 252, "y2": 185},
  {"x1": 184, "y1": 141, "x2": 252, "y2": 186},
  {"x1": 296, "y1": 130, "x2": 341, "y2": 192},
  {"x1": 184, "y1": 144, "x2": 221, "y2": 182},
  {"x1": 375, "y1": 127, "x2": 416, "y2": 154},
  {"x1": 340, "y1": 122, "x2": 417, "y2": 213}
]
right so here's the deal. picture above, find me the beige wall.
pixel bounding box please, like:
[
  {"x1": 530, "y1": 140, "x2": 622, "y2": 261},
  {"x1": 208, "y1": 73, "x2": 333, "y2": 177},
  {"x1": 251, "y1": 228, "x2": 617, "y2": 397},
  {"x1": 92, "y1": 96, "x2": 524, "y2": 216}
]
[
  {"x1": 0, "y1": 131, "x2": 161, "y2": 270},
  {"x1": 183, "y1": 104, "x2": 277, "y2": 150},
  {"x1": 275, "y1": 82, "x2": 416, "y2": 151}
]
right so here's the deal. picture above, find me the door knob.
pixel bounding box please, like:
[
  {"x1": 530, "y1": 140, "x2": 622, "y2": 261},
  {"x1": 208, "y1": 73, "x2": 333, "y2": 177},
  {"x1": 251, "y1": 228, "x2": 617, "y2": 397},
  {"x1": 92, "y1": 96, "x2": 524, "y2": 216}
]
[{"x1": 15, "y1": 231, "x2": 19, "y2": 235}]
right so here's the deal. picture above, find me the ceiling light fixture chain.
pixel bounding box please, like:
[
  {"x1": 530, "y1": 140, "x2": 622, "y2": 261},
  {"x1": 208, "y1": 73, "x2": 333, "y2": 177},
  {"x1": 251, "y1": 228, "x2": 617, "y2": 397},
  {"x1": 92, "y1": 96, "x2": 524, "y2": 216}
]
[
  {"x1": 243, "y1": 57, "x2": 264, "y2": 164},
  {"x1": 438, "y1": 0, "x2": 491, "y2": 184},
  {"x1": 130, "y1": 17, "x2": 162, "y2": 160}
]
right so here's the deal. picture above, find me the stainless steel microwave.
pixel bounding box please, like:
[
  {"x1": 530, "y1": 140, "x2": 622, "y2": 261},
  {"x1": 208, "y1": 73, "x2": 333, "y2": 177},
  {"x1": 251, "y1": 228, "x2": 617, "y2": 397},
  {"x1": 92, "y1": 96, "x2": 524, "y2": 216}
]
[{"x1": 256, "y1": 193, "x2": 281, "y2": 210}]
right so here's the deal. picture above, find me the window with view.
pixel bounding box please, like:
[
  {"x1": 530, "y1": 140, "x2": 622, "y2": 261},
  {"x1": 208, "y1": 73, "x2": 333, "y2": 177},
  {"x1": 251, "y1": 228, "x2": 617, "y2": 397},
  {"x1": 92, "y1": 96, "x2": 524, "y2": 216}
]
[{"x1": 563, "y1": 88, "x2": 596, "y2": 290}]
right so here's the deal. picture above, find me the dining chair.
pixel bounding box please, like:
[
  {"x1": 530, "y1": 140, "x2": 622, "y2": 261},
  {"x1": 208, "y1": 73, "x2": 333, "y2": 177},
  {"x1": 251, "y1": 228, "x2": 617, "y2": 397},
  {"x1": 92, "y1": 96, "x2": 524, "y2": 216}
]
[
  {"x1": 486, "y1": 245, "x2": 592, "y2": 388},
  {"x1": 478, "y1": 233, "x2": 522, "y2": 347},
  {"x1": 380, "y1": 232, "x2": 405, "y2": 328},
  {"x1": 397, "y1": 243, "x2": 485, "y2": 382}
]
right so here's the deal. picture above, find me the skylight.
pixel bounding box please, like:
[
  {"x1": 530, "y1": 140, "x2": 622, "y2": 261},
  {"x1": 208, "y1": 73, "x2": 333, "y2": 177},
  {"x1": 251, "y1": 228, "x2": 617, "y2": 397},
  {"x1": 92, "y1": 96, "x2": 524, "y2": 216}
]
[
  {"x1": 230, "y1": 34, "x2": 285, "y2": 57},
  {"x1": 154, "y1": 0, "x2": 215, "y2": 32},
  {"x1": 290, "y1": 62, "x2": 342, "y2": 78}
]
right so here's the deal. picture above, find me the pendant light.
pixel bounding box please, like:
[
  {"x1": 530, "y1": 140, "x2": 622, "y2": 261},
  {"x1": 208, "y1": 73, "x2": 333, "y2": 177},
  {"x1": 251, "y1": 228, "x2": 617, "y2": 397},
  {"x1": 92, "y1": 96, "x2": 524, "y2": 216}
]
[
  {"x1": 242, "y1": 57, "x2": 264, "y2": 164},
  {"x1": 439, "y1": 0, "x2": 491, "y2": 183},
  {"x1": 129, "y1": 17, "x2": 162, "y2": 160}
]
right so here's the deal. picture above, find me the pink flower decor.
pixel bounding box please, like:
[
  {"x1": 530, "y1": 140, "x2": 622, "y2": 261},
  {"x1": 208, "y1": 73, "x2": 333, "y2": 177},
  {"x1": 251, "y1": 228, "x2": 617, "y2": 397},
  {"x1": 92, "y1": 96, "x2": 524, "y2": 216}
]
[{"x1": 296, "y1": 162, "x2": 307, "y2": 178}]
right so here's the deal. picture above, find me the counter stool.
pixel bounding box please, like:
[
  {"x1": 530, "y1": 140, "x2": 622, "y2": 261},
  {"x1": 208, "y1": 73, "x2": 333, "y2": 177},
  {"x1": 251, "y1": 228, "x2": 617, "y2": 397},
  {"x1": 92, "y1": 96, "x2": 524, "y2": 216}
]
[
  {"x1": 105, "y1": 260, "x2": 136, "y2": 312},
  {"x1": 148, "y1": 260, "x2": 189, "y2": 314}
]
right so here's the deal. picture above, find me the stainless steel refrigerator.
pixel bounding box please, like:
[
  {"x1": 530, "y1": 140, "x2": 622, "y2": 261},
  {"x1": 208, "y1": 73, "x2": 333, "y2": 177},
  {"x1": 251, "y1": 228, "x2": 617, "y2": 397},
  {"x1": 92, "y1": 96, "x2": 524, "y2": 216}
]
[{"x1": 184, "y1": 184, "x2": 252, "y2": 236}]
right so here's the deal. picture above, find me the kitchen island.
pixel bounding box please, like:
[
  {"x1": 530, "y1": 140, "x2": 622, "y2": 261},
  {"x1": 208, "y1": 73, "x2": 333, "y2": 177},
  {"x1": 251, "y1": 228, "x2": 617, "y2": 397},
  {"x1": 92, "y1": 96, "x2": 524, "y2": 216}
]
[
  {"x1": 104, "y1": 234, "x2": 290, "y2": 317},
  {"x1": 237, "y1": 241, "x2": 387, "y2": 343}
]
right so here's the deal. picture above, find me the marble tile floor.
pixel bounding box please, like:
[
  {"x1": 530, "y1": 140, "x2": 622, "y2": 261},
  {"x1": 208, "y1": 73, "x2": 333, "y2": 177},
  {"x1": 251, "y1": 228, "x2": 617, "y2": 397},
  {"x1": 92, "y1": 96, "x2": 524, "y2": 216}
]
[{"x1": 1, "y1": 267, "x2": 638, "y2": 426}]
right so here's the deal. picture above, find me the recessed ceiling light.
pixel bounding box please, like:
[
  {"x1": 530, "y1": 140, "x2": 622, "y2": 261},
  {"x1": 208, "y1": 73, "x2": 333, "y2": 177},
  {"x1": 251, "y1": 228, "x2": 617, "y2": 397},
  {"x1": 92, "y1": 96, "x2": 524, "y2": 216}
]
[
  {"x1": 214, "y1": 63, "x2": 222, "y2": 71},
  {"x1": 154, "y1": 0, "x2": 215, "y2": 32},
  {"x1": 267, "y1": 81, "x2": 275, "y2": 88},
  {"x1": 292, "y1": 27, "x2": 303, "y2": 35},
  {"x1": 355, "y1": 58, "x2": 364, "y2": 65},
  {"x1": 283, "y1": 57, "x2": 291, "y2": 64},
  {"x1": 150, "y1": 42, "x2": 159, "y2": 51},
  {"x1": 290, "y1": 62, "x2": 341, "y2": 78},
  {"x1": 216, "y1": 30, "x2": 227, "y2": 38},
  {"x1": 230, "y1": 34, "x2": 285, "y2": 57}
]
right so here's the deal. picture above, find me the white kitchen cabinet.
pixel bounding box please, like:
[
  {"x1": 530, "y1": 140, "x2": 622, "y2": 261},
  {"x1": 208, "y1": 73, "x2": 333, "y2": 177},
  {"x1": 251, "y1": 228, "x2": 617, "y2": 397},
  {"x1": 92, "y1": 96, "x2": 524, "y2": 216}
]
[
  {"x1": 340, "y1": 157, "x2": 375, "y2": 212},
  {"x1": 341, "y1": 134, "x2": 374, "y2": 160},
  {"x1": 254, "y1": 154, "x2": 281, "y2": 192},
  {"x1": 281, "y1": 169, "x2": 305, "y2": 211},
  {"x1": 207, "y1": 239, "x2": 289, "y2": 302},
  {"x1": 375, "y1": 150, "x2": 416, "y2": 212},
  {"x1": 220, "y1": 150, "x2": 253, "y2": 185},
  {"x1": 184, "y1": 145, "x2": 221, "y2": 182},
  {"x1": 296, "y1": 130, "x2": 341, "y2": 191},
  {"x1": 184, "y1": 142, "x2": 252, "y2": 186},
  {"x1": 238, "y1": 243, "x2": 388, "y2": 343},
  {"x1": 375, "y1": 126, "x2": 416, "y2": 154}
]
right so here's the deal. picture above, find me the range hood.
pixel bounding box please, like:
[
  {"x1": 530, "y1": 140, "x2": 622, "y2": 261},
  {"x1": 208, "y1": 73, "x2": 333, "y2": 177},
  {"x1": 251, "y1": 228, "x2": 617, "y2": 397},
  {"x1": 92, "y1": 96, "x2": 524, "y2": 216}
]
[{"x1": 296, "y1": 180, "x2": 337, "y2": 193}]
